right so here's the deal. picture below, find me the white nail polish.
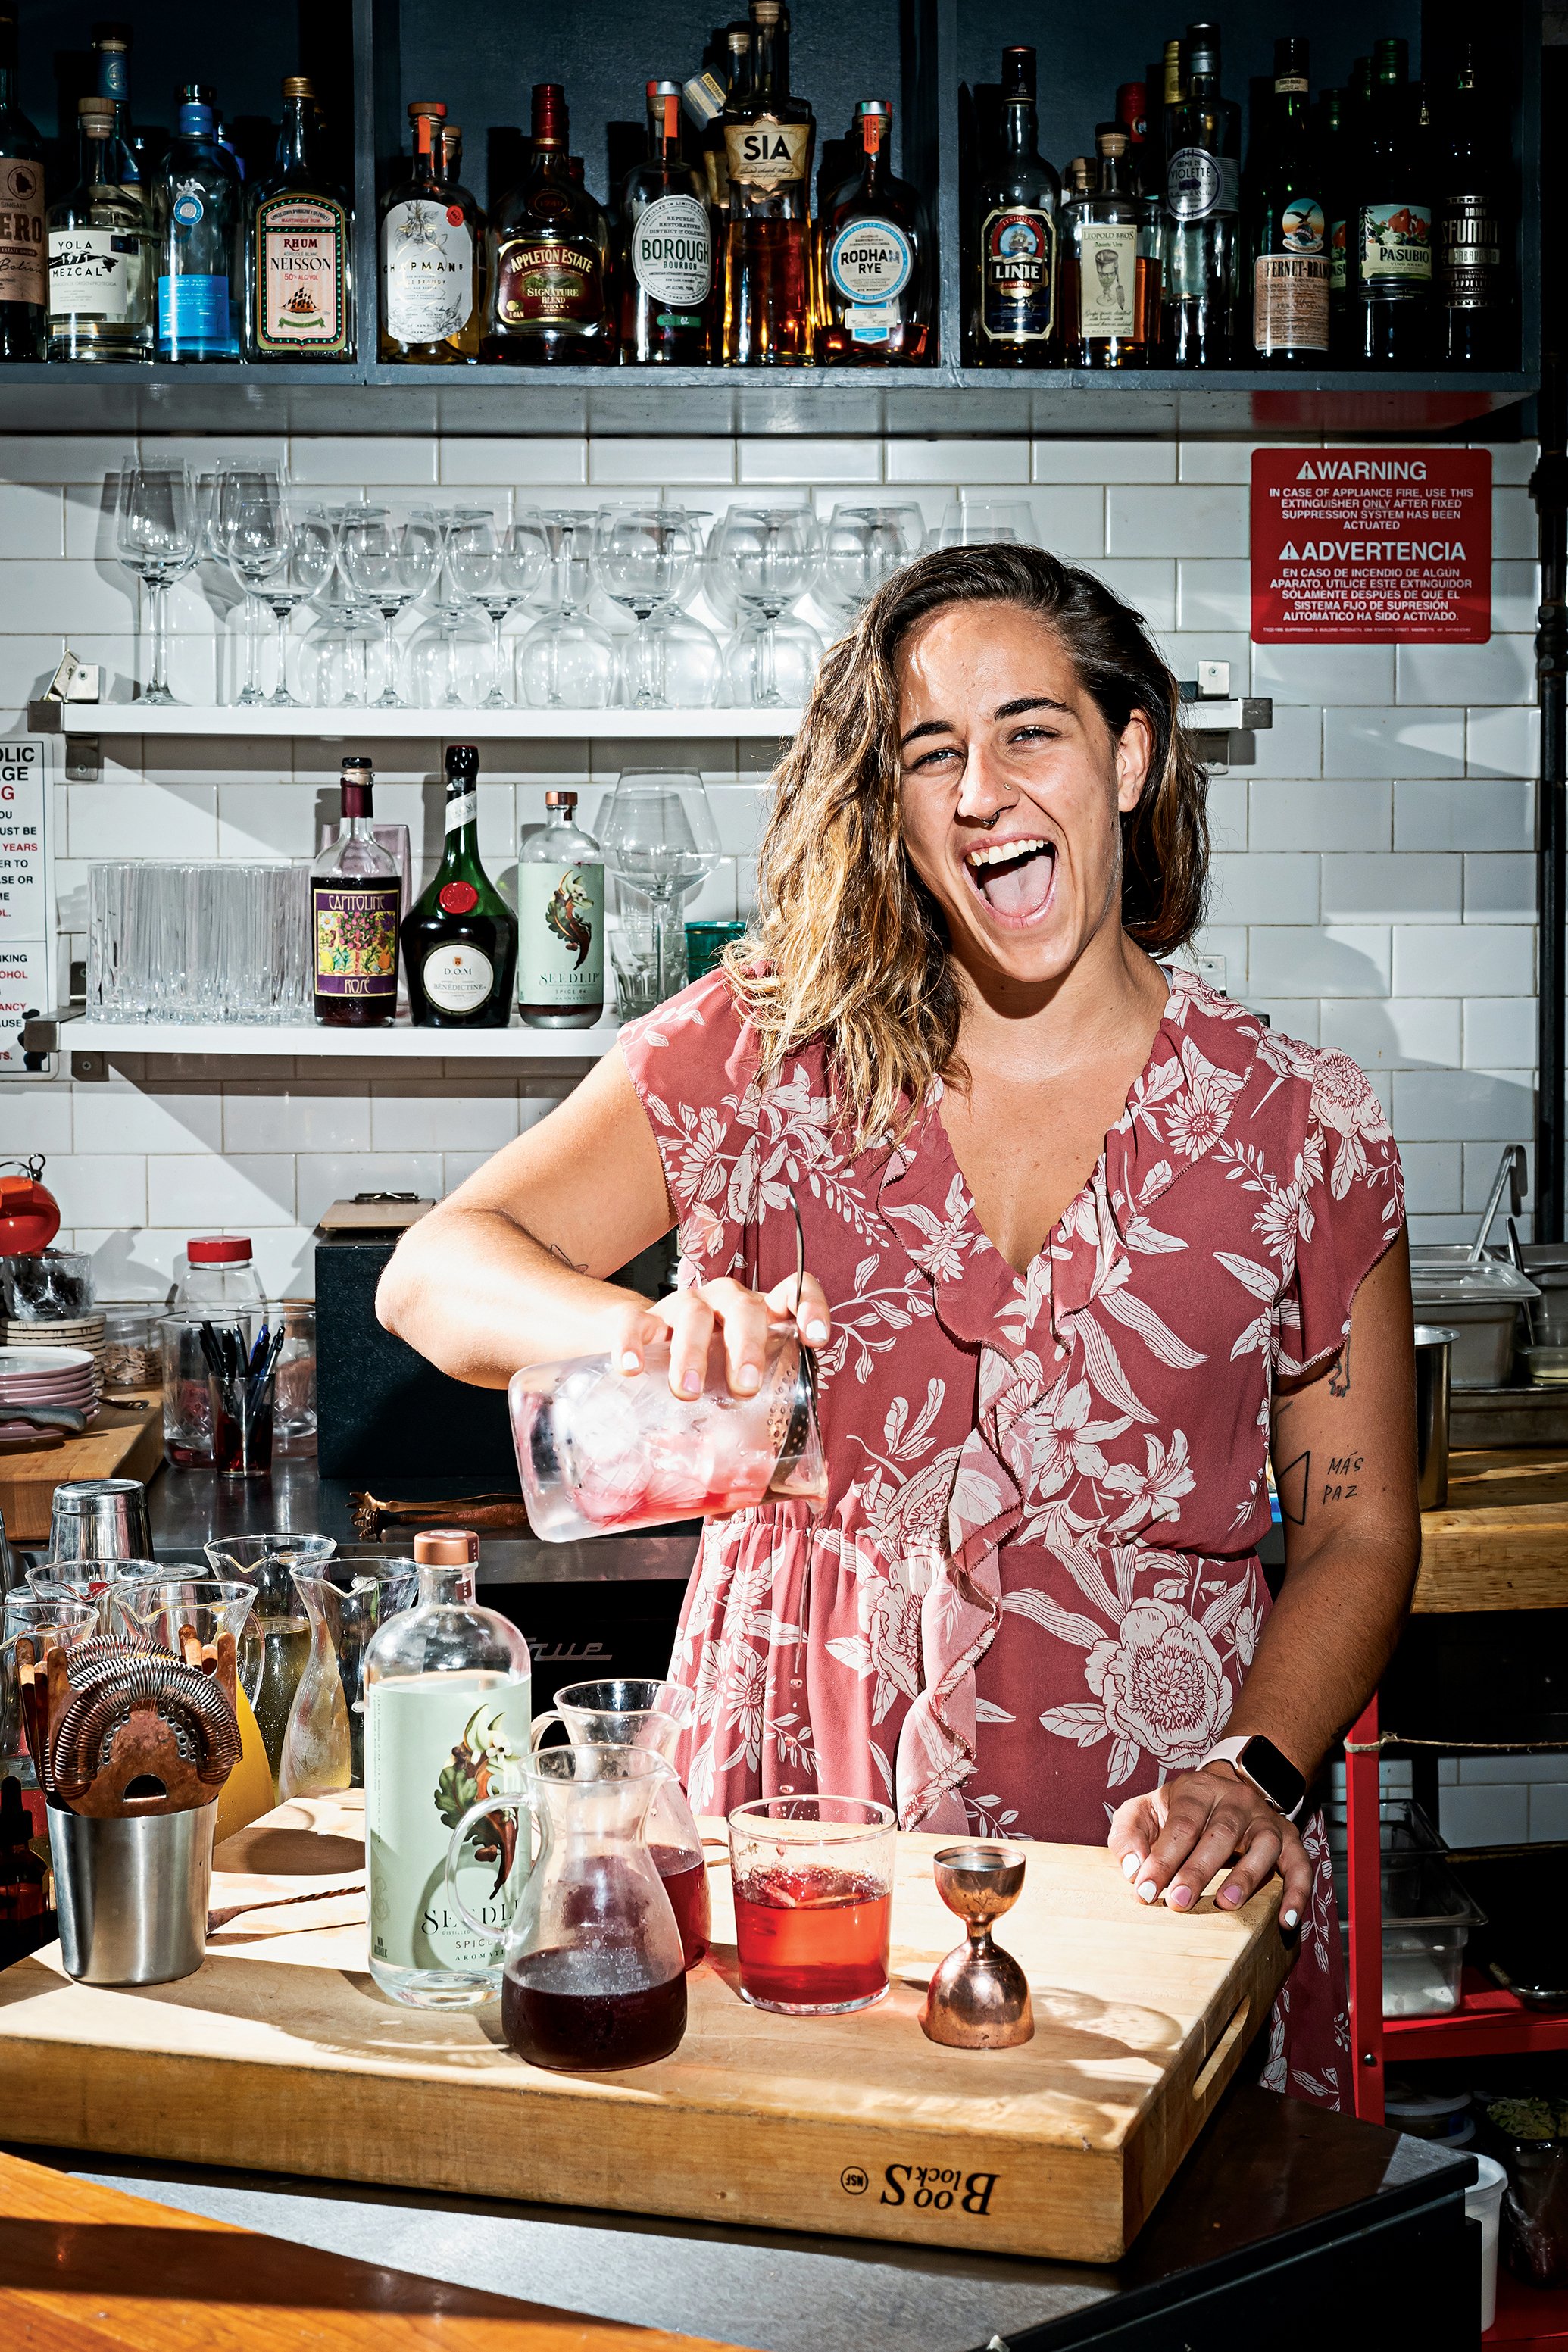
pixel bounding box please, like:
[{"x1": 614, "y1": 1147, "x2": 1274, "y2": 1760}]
[
  {"x1": 1137, "y1": 1880, "x2": 1158, "y2": 1904},
  {"x1": 1122, "y1": 1851, "x2": 1141, "y2": 1880},
  {"x1": 1282, "y1": 1908, "x2": 1299, "y2": 1931},
  {"x1": 805, "y1": 1320, "x2": 829, "y2": 1345},
  {"x1": 619, "y1": 1351, "x2": 641, "y2": 1373}
]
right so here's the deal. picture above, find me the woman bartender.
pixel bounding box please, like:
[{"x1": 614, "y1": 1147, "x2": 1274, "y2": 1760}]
[{"x1": 379, "y1": 543, "x2": 1421, "y2": 2107}]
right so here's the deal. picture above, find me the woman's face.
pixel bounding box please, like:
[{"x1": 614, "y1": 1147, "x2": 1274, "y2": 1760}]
[{"x1": 895, "y1": 601, "x2": 1152, "y2": 993}]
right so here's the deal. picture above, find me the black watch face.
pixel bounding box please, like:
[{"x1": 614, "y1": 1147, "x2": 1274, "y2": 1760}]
[{"x1": 1241, "y1": 1736, "x2": 1305, "y2": 1815}]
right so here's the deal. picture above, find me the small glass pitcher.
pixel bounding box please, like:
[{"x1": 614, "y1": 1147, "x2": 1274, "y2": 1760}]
[
  {"x1": 531, "y1": 1676, "x2": 709, "y2": 1969},
  {"x1": 205, "y1": 1534, "x2": 336, "y2": 1791},
  {"x1": 280, "y1": 1558, "x2": 417, "y2": 1798},
  {"x1": 108, "y1": 1574, "x2": 272, "y2": 1804},
  {"x1": 445, "y1": 1746, "x2": 687, "y2": 2072}
]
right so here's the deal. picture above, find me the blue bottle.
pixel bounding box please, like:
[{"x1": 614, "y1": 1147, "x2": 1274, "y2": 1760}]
[{"x1": 155, "y1": 92, "x2": 242, "y2": 360}]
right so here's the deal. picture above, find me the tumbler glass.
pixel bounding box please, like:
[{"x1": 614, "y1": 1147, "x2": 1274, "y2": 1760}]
[
  {"x1": 2, "y1": 1593, "x2": 95, "y2": 1785},
  {"x1": 728, "y1": 1797, "x2": 897, "y2": 2013}
]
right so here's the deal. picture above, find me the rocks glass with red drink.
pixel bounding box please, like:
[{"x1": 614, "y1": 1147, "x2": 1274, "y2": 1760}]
[{"x1": 728, "y1": 1795, "x2": 896, "y2": 2014}]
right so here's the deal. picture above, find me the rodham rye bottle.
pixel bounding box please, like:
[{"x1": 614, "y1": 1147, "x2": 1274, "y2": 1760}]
[
  {"x1": 311, "y1": 757, "x2": 401, "y2": 1026},
  {"x1": 517, "y1": 789, "x2": 604, "y2": 1030},
  {"x1": 401, "y1": 744, "x2": 517, "y2": 1027},
  {"x1": 248, "y1": 75, "x2": 354, "y2": 361}
]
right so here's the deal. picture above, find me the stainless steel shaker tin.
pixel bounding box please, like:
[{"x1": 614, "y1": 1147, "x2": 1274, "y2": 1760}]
[
  {"x1": 48, "y1": 1799, "x2": 215, "y2": 1985},
  {"x1": 47, "y1": 1478, "x2": 154, "y2": 1563}
]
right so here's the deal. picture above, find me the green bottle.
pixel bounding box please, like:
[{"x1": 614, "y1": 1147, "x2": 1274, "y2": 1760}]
[{"x1": 401, "y1": 742, "x2": 518, "y2": 1027}]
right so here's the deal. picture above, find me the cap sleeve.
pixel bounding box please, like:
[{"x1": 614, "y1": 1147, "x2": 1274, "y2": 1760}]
[
  {"x1": 1270, "y1": 1048, "x2": 1406, "y2": 1382},
  {"x1": 618, "y1": 970, "x2": 760, "y2": 1286}
]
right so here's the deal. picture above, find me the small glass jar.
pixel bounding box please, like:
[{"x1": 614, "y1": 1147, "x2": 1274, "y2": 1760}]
[
  {"x1": 275, "y1": 1300, "x2": 317, "y2": 1458},
  {"x1": 100, "y1": 1304, "x2": 161, "y2": 1392}
]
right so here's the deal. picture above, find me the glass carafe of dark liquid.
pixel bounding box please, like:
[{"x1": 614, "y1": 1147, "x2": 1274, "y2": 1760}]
[
  {"x1": 444, "y1": 1744, "x2": 686, "y2": 2069},
  {"x1": 529, "y1": 1676, "x2": 710, "y2": 1969}
]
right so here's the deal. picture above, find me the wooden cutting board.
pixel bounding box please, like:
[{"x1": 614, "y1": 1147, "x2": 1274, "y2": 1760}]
[
  {"x1": 0, "y1": 1794, "x2": 1288, "y2": 2263},
  {"x1": 0, "y1": 1396, "x2": 163, "y2": 1542}
]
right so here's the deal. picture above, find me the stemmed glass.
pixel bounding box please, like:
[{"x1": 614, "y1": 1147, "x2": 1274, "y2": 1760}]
[
  {"x1": 211, "y1": 459, "x2": 286, "y2": 705},
  {"x1": 594, "y1": 505, "x2": 720, "y2": 710},
  {"x1": 517, "y1": 511, "x2": 617, "y2": 710},
  {"x1": 447, "y1": 508, "x2": 548, "y2": 707},
  {"x1": 938, "y1": 496, "x2": 1039, "y2": 547},
  {"x1": 251, "y1": 501, "x2": 336, "y2": 707},
  {"x1": 599, "y1": 769, "x2": 721, "y2": 1006},
  {"x1": 116, "y1": 459, "x2": 199, "y2": 706},
  {"x1": 713, "y1": 505, "x2": 823, "y2": 709},
  {"x1": 339, "y1": 504, "x2": 445, "y2": 709},
  {"x1": 819, "y1": 502, "x2": 927, "y2": 623}
]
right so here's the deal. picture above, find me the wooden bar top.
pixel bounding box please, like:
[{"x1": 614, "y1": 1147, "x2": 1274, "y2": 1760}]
[
  {"x1": 1413, "y1": 1448, "x2": 1568, "y2": 1613},
  {"x1": 0, "y1": 2148, "x2": 735, "y2": 2352}
]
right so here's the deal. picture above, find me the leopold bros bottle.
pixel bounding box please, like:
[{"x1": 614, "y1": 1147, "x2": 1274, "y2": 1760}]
[
  {"x1": 48, "y1": 96, "x2": 153, "y2": 361},
  {"x1": 365, "y1": 1529, "x2": 532, "y2": 2010},
  {"x1": 1244, "y1": 38, "x2": 1329, "y2": 366},
  {"x1": 484, "y1": 83, "x2": 614, "y2": 364},
  {"x1": 517, "y1": 789, "x2": 605, "y2": 1030},
  {"x1": 248, "y1": 75, "x2": 354, "y2": 361},
  {"x1": 1435, "y1": 42, "x2": 1508, "y2": 367},
  {"x1": 401, "y1": 745, "x2": 517, "y2": 1028},
  {"x1": 1352, "y1": 37, "x2": 1432, "y2": 364},
  {"x1": 311, "y1": 757, "x2": 401, "y2": 1027},
  {"x1": 154, "y1": 90, "x2": 243, "y2": 360},
  {"x1": 620, "y1": 80, "x2": 713, "y2": 364},
  {"x1": 817, "y1": 99, "x2": 929, "y2": 364},
  {"x1": 1160, "y1": 21, "x2": 1240, "y2": 367},
  {"x1": 0, "y1": 5, "x2": 45, "y2": 362},
  {"x1": 974, "y1": 46, "x2": 1060, "y2": 366},
  {"x1": 381, "y1": 98, "x2": 477, "y2": 364},
  {"x1": 722, "y1": 0, "x2": 816, "y2": 365},
  {"x1": 1062, "y1": 128, "x2": 1155, "y2": 369}
]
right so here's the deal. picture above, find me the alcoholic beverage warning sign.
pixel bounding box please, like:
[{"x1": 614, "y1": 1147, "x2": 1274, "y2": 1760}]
[{"x1": 1251, "y1": 447, "x2": 1491, "y2": 644}]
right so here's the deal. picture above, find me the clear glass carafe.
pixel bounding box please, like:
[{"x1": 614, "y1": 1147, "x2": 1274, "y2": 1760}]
[
  {"x1": 280, "y1": 1557, "x2": 417, "y2": 1799},
  {"x1": 530, "y1": 1677, "x2": 709, "y2": 1968},
  {"x1": 205, "y1": 1533, "x2": 336, "y2": 1795},
  {"x1": 445, "y1": 1746, "x2": 686, "y2": 2069}
]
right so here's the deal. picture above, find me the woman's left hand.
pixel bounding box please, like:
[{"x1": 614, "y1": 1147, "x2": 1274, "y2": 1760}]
[{"x1": 1107, "y1": 1763, "x2": 1312, "y2": 1931}]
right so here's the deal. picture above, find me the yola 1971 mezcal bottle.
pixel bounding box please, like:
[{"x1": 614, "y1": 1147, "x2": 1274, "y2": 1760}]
[{"x1": 365, "y1": 1529, "x2": 533, "y2": 2008}]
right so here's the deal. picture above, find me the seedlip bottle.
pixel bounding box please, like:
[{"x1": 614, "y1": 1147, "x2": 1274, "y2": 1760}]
[{"x1": 364, "y1": 1529, "x2": 532, "y2": 2007}]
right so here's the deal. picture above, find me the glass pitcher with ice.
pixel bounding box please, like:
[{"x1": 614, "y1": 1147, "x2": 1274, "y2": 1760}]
[
  {"x1": 530, "y1": 1677, "x2": 709, "y2": 1969},
  {"x1": 444, "y1": 1745, "x2": 687, "y2": 2070}
]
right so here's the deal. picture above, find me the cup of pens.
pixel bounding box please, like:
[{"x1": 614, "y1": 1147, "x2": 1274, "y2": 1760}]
[{"x1": 198, "y1": 1312, "x2": 285, "y2": 1480}]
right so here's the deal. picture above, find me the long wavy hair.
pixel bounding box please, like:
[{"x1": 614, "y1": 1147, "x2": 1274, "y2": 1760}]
[{"x1": 723, "y1": 541, "x2": 1210, "y2": 1148}]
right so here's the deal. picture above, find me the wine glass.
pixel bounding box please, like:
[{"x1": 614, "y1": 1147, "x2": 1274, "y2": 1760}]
[
  {"x1": 712, "y1": 504, "x2": 823, "y2": 709},
  {"x1": 593, "y1": 506, "x2": 720, "y2": 710},
  {"x1": 339, "y1": 504, "x2": 445, "y2": 709},
  {"x1": 447, "y1": 508, "x2": 548, "y2": 707},
  {"x1": 938, "y1": 496, "x2": 1039, "y2": 547},
  {"x1": 116, "y1": 459, "x2": 199, "y2": 706},
  {"x1": 212, "y1": 459, "x2": 286, "y2": 705},
  {"x1": 251, "y1": 501, "x2": 336, "y2": 707},
  {"x1": 598, "y1": 770, "x2": 720, "y2": 1005},
  {"x1": 819, "y1": 502, "x2": 927, "y2": 622},
  {"x1": 517, "y1": 511, "x2": 617, "y2": 710}
]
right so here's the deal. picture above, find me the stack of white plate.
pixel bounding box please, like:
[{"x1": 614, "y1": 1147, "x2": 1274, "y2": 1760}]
[
  {"x1": 0, "y1": 1313, "x2": 108, "y2": 1378},
  {"x1": 0, "y1": 1345, "x2": 101, "y2": 1440}
]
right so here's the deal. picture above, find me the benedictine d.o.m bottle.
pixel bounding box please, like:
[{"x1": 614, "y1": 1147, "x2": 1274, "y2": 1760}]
[{"x1": 401, "y1": 745, "x2": 517, "y2": 1028}]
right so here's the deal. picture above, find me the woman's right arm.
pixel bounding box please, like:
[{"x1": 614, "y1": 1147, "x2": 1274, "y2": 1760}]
[{"x1": 375, "y1": 1045, "x2": 829, "y2": 1395}]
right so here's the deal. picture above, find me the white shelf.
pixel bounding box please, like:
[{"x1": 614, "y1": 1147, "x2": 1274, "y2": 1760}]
[
  {"x1": 61, "y1": 1018, "x2": 623, "y2": 1060},
  {"x1": 36, "y1": 704, "x2": 804, "y2": 741}
]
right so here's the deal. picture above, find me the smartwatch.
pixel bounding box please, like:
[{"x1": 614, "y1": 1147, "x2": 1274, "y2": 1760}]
[{"x1": 1201, "y1": 1735, "x2": 1306, "y2": 1823}]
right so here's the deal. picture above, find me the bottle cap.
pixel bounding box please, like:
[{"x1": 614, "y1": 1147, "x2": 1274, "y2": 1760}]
[
  {"x1": 751, "y1": 0, "x2": 783, "y2": 23},
  {"x1": 186, "y1": 1235, "x2": 253, "y2": 1265},
  {"x1": 79, "y1": 95, "x2": 115, "y2": 121},
  {"x1": 282, "y1": 75, "x2": 316, "y2": 98},
  {"x1": 648, "y1": 78, "x2": 682, "y2": 100},
  {"x1": 855, "y1": 98, "x2": 892, "y2": 118},
  {"x1": 531, "y1": 81, "x2": 567, "y2": 145},
  {"x1": 545, "y1": 789, "x2": 579, "y2": 807},
  {"x1": 446, "y1": 742, "x2": 479, "y2": 779},
  {"x1": 1001, "y1": 46, "x2": 1036, "y2": 101},
  {"x1": 1185, "y1": 22, "x2": 1220, "y2": 77},
  {"x1": 413, "y1": 1529, "x2": 480, "y2": 1566},
  {"x1": 408, "y1": 98, "x2": 446, "y2": 118},
  {"x1": 1116, "y1": 82, "x2": 1148, "y2": 135},
  {"x1": 1095, "y1": 127, "x2": 1128, "y2": 156},
  {"x1": 341, "y1": 755, "x2": 373, "y2": 773},
  {"x1": 177, "y1": 102, "x2": 214, "y2": 136}
]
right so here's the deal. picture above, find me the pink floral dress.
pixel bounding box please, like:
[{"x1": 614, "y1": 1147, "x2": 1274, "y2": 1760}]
[{"x1": 620, "y1": 965, "x2": 1404, "y2": 2107}]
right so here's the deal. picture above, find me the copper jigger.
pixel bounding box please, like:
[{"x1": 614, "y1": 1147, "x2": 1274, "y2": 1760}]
[{"x1": 919, "y1": 1843, "x2": 1034, "y2": 2049}]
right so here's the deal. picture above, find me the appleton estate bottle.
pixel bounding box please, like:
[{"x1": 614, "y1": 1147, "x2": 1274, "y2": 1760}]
[
  {"x1": 311, "y1": 757, "x2": 401, "y2": 1028},
  {"x1": 973, "y1": 45, "x2": 1060, "y2": 367},
  {"x1": 517, "y1": 789, "x2": 605, "y2": 1030},
  {"x1": 1244, "y1": 38, "x2": 1329, "y2": 367},
  {"x1": 248, "y1": 75, "x2": 354, "y2": 361},
  {"x1": 484, "y1": 83, "x2": 614, "y2": 364},
  {"x1": 817, "y1": 99, "x2": 929, "y2": 364},
  {"x1": 381, "y1": 98, "x2": 476, "y2": 364},
  {"x1": 1351, "y1": 36, "x2": 1432, "y2": 365},
  {"x1": 0, "y1": 5, "x2": 45, "y2": 361},
  {"x1": 620, "y1": 80, "x2": 713, "y2": 364},
  {"x1": 723, "y1": 0, "x2": 815, "y2": 365},
  {"x1": 401, "y1": 745, "x2": 517, "y2": 1028}
]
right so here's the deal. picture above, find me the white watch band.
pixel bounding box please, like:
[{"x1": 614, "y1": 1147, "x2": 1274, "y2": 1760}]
[{"x1": 1201, "y1": 1735, "x2": 1300, "y2": 1818}]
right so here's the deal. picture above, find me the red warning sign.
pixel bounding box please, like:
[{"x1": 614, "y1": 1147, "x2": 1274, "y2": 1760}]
[{"x1": 1251, "y1": 446, "x2": 1491, "y2": 644}]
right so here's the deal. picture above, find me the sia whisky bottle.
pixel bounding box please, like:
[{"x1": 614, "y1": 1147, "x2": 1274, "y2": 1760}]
[
  {"x1": 973, "y1": 45, "x2": 1060, "y2": 367},
  {"x1": 1244, "y1": 38, "x2": 1329, "y2": 367},
  {"x1": 817, "y1": 99, "x2": 929, "y2": 364},
  {"x1": 620, "y1": 80, "x2": 713, "y2": 364},
  {"x1": 517, "y1": 789, "x2": 605, "y2": 1030},
  {"x1": 381, "y1": 98, "x2": 476, "y2": 364},
  {"x1": 401, "y1": 745, "x2": 517, "y2": 1028},
  {"x1": 311, "y1": 757, "x2": 401, "y2": 1028},
  {"x1": 1351, "y1": 37, "x2": 1432, "y2": 365},
  {"x1": 723, "y1": 0, "x2": 815, "y2": 365},
  {"x1": 1160, "y1": 21, "x2": 1240, "y2": 367},
  {"x1": 248, "y1": 75, "x2": 354, "y2": 362},
  {"x1": 0, "y1": 6, "x2": 45, "y2": 361},
  {"x1": 485, "y1": 83, "x2": 615, "y2": 364}
]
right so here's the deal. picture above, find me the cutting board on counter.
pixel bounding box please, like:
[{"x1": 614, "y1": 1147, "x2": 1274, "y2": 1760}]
[
  {"x1": 0, "y1": 1398, "x2": 163, "y2": 1542},
  {"x1": 0, "y1": 1794, "x2": 1288, "y2": 2263}
]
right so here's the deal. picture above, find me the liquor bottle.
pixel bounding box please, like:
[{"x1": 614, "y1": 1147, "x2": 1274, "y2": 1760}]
[
  {"x1": 1351, "y1": 36, "x2": 1432, "y2": 367},
  {"x1": 817, "y1": 100, "x2": 929, "y2": 364},
  {"x1": 92, "y1": 23, "x2": 136, "y2": 187},
  {"x1": 687, "y1": 27, "x2": 750, "y2": 222},
  {"x1": 1435, "y1": 43, "x2": 1508, "y2": 367},
  {"x1": 47, "y1": 96, "x2": 153, "y2": 361},
  {"x1": 620, "y1": 79, "x2": 713, "y2": 365},
  {"x1": 153, "y1": 89, "x2": 242, "y2": 361},
  {"x1": 311, "y1": 757, "x2": 401, "y2": 1028},
  {"x1": 1160, "y1": 21, "x2": 1239, "y2": 367},
  {"x1": 1159, "y1": 38, "x2": 1185, "y2": 167},
  {"x1": 401, "y1": 745, "x2": 517, "y2": 1028},
  {"x1": 973, "y1": 45, "x2": 1060, "y2": 367},
  {"x1": 381, "y1": 98, "x2": 476, "y2": 365},
  {"x1": 364, "y1": 1528, "x2": 532, "y2": 2010},
  {"x1": 484, "y1": 83, "x2": 615, "y2": 364},
  {"x1": 1064, "y1": 128, "x2": 1156, "y2": 370},
  {"x1": 248, "y1": 74, "x2": 354, "y2": 362},
  {"x1": 722, "y1": 0, "x2": 816, "y2": 366},
  {"x1": 1244, "y1": 38, "x2": 1329, "y2": 367},
  {"x1": 1318, "y1": 89, "x2": 1349, "y2": 357},
  {"x1": 517, "y1": 789, "x2": 605, "y2": 1029},
  {"x1": 438, "y1": 122, "x2": 484, "y2": 360},
  {"x1": 0, "y1": 1776, "x2": 48, "y2": 1961},
  {"x1": 0, "y1": 6, "x2": 46, "y2": 362}
]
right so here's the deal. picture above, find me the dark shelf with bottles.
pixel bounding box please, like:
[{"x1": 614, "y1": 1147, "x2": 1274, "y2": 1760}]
[{"x1": 0, "y1": 0, "x2": 1541, "y2": 438}]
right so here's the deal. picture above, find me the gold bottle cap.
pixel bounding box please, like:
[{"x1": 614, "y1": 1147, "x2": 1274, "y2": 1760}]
[
  {"x1": 751, "y1": 1, "x2": 783, "y2": 23},
  {"x1": 413, "y1": 1529, "x2": 480, "y2": 1566},
  {"x1": 79, "y1": 95, "x2": 115, "y2": 120},
  {"x1": 408, "y1": 97, "x2": 446, "y2": 118},
  {"x1": 283, "y1": 74, "x2": 316, "y2": 98},
  {"x1": 545, "y1": 789, "x2": 578, "y2": 807}
]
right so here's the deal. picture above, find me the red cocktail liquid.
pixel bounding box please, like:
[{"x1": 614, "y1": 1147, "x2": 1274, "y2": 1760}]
[
  {"x1": 732, "y1": 1863, "x2": 892, "y2": 2011},
  {"x1": 501, "y1": 1948, "x2": 688, "y2": 2070},
  {"x1": 652, "y1": 1844, "x2": 711, "y2": 1970}
]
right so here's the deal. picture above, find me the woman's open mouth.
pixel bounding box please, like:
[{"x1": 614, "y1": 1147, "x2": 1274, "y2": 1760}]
[{"x1": 963, "y1": 836, "x2": 1057, "y2": 926}]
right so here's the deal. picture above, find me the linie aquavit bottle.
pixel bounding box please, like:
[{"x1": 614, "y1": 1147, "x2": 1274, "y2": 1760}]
[
  {"x1": 484, "y1": 83, "x2": 614, "y2": 364},
  {"x1": 1244, "y1": 38, "x2": 1329, "y2": 366},
  {"x1": 722, "y1": 0, "x2": 815, "y2": 366},
  {"x1": 620, "y1": 80, "x2": 713, "y2": 364},
  {"x1": 973, "y1": 46, "x2": 1060, "y2": 367},
  {"x1": 248, "y1": 75, "x2": 354, "y2": 362},
  {"x1": 401, "y1": 745, "x2": 517, "y2": 1029},
  {"x1": 381, "y1": 98, "x2": 476, "y2": 364},
  {"x1": 817, "y1": 100, "x2": 929, "y2": 364},
  {"x1": 0, "y1": 6, "x2": 46, "y2": 361},
  {"x1": 517, "y1": 789, "x2": 604, "y2": 1030},
  {"x1": 311, "y1": 757, "x2": 401, "y2": 1028}
]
